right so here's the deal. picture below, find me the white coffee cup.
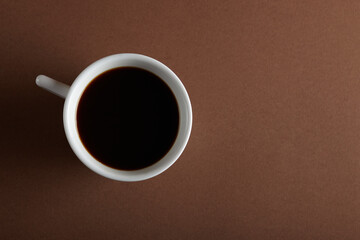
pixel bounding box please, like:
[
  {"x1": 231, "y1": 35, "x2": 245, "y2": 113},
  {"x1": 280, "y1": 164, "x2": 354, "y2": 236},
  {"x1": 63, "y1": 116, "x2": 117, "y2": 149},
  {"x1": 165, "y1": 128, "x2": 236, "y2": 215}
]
[{"x1": 36, "y1": 53, "x2": 192, "y2": 182}]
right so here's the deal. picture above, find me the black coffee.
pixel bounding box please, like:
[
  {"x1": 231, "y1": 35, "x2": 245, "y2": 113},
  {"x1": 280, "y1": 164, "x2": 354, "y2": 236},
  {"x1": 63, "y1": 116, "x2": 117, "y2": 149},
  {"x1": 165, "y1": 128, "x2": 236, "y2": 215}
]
[{"x1": 77, "y1": 67, "x2": 179, "y2": 170}]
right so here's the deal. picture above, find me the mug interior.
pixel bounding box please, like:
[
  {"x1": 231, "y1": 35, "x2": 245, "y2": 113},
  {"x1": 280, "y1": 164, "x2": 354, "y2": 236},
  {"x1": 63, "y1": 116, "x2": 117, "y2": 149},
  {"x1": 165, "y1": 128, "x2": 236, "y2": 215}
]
[{"x1": 63, "y1": 54, "x2": 192, "y2": 181}]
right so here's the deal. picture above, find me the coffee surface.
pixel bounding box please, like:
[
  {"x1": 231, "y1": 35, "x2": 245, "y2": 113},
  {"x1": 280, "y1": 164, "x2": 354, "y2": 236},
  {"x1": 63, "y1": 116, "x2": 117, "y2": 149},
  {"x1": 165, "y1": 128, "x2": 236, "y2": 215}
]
[{"x1": 77, "y1": 67, "x2": 179, "y2": 170}]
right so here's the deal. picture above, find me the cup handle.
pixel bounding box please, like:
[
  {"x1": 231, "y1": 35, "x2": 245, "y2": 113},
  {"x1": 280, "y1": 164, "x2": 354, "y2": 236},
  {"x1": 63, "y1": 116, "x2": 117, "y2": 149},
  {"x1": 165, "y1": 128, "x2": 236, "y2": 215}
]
[{"x1": 36, "y1": 75, "x2": 70, "y2": 99}]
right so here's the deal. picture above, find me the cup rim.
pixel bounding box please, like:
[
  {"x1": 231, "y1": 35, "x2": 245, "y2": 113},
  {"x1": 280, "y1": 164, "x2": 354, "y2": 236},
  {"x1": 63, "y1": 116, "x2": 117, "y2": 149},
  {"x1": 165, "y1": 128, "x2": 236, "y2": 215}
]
[{"x1": 63, "y1": 53, "x2": 192, "y2": 181}]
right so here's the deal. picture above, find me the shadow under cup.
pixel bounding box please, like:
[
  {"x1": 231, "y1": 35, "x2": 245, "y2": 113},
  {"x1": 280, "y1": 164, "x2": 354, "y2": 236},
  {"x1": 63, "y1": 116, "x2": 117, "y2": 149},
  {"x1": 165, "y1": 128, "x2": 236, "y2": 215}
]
[{"x1": 63, "y1": 54, "x2": 192, "y2": 182}]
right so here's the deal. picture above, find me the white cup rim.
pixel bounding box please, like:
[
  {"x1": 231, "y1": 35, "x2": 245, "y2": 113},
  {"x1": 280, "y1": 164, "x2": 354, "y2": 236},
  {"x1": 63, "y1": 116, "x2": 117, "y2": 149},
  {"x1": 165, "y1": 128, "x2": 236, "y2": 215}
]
[{"x1": 63, "y1": 54, "x2": 192, "y2": 181}]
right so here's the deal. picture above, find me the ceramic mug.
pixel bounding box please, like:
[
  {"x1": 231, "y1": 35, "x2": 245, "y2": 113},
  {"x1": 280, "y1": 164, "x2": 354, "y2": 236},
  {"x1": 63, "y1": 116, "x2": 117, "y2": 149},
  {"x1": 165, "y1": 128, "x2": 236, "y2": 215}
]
[{"x1": 36, "y1": 54, "x2": 192, "y2": 181}]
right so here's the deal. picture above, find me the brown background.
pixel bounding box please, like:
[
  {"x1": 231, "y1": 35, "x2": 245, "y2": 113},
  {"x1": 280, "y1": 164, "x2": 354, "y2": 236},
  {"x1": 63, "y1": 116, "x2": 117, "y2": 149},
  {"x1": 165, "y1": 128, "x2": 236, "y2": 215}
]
[{"x1": 1, "y1": 0, "x2": 360, "y2": 239}]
